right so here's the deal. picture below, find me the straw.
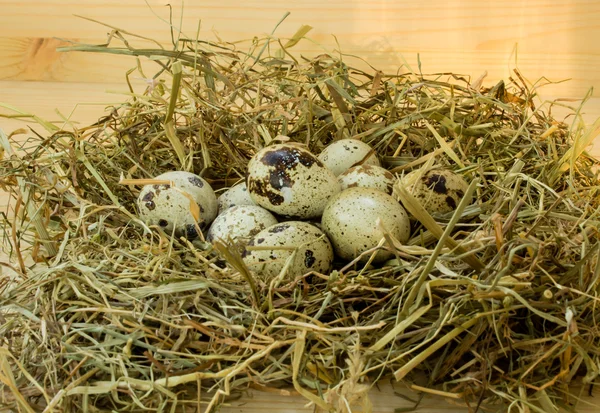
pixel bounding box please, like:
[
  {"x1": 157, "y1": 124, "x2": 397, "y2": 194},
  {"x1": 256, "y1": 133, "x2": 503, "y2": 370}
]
[{"x1": 0, "y1": 12, "x2": 599, "y2": 413}]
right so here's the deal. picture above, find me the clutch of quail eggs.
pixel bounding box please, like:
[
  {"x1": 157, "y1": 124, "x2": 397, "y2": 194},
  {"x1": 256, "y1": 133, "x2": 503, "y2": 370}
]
[{"x1": 136, "y1": 138, "x2": 471, "y2": 279}]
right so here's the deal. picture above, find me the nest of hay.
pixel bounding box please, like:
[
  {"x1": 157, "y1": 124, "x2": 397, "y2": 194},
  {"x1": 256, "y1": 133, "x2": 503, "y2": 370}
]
[{"x1": 1, "y1": 18, "x2": 600, "y2": 413}]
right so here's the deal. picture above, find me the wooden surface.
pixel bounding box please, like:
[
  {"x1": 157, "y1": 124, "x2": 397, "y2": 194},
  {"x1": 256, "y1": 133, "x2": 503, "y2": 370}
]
[
  {"x1": 2, "y1": 1, "x2": 600, "y2": 130},
  {"x1": 1, "y1": 1, "x2": 600, "y2": 411}
]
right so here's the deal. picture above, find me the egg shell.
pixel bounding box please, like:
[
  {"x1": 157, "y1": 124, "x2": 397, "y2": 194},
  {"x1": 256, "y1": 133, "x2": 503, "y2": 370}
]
[
  {"x1": 317, "y1": 139, "x2": 381, "y2": 176},
  {"x1": 242, "y1": 221, "x2": 333, "y2": 280},
  {"x1": 398, "y1": 168, "x2": 470, "y2": 215},
  {"x1": 321, "y1": 187, "x2": 410, "y2": 263},
  {"x1": 137, "y1": 171, "x2": 217, "y2": 238},
  {"x1": 217, "y1": 182, "x2": 256, "y2": 214},
  {"x1": 338, "y1": 164, "x2": 395, "y2": 194},
  {"x1": 207, "y1": 205, "x2": 278, "y2": 244},
  {"x1": 246, "y1": 143, "x2": 341, "y2": 219}
]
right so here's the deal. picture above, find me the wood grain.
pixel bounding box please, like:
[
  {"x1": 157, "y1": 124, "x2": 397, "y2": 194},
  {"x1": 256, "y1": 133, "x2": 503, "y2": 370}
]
[
  {"x1": 0, "y1": 0, "x2": 600, "y2": 97},
  {"x1": 2, "y1": 85, "x2": 599, "y2": 157},
  {"x1": 0, "y1": 80, "x2": 124, "y2": 131},
  {"x1": 1, "y1": 1, "x2": 600, "y2": 412}
]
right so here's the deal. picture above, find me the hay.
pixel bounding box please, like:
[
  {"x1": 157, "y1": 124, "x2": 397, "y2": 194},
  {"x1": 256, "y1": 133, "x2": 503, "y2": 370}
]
[{"x1": 1, "y1": 14, "x2": 600, "y2": 412}]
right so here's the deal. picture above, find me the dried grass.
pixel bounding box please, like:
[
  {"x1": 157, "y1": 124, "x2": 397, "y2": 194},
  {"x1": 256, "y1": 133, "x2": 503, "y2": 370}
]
[{"x1": 1, "y1": 13, "x2": 600, "y2": 413}]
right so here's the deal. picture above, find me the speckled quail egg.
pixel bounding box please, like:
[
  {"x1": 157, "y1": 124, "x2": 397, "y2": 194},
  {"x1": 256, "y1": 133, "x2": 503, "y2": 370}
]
[
  {"x1": 317, "y1": 139, "x2": 381, "y2": 176},
  {"x1": 338, "y1": 164, "x2": 395, "y2": 195},
  {"x1": 246, "y1": 143, "x2": 341, "y2": 219},
  {"x1": 137, "y1": 171, "x2": 217, "y2": 238},
  {"x1": 396, "y1": 168, "x2": 470, "y2": 215},
  {"x1": 217, "y1": 182, "x2": 256, "y2": 214},
  {"x1": 207, "y1": 205, "x2": 278, "y2": 244},
  {"x1": 242, "y1": 221, "x2": 333, "y2": 280},
  {"x1": 321, "y1": 187, "x2": 411, "y2": 263}
]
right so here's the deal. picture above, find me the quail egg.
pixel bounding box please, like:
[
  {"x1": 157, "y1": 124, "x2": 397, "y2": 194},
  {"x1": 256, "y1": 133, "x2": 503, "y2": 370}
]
[
  {"x1": 217, "y1": 182, "x2": 256, "y2": 214},
  {"x1": 207, "y1": 205, "x2": 278, "y2": 244},
  {"x1": 246, "y1": 143, "x2": 341, "y2": 219},
  {"x1": 242, "y1": 221, "x2": 333, "y2": 280},
  {"x1": 338, "y1": 164, "x2": 395, "y2": 195},
  {"x1": 397, "y1": 168, "x2": 470, "y2": 215},
  {"x1": 321, "y1": 187, "x2": 410, "y2": 263},
  {"x1": 137, "y1": 171, "x2": 218, "y2": 238},
  {"x1": 317, "y1": 138, "x2": 381, "y2": 176}
]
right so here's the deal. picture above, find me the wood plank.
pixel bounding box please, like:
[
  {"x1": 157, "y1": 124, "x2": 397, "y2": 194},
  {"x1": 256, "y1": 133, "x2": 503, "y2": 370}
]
[
  {"x1": 0, "y1": 80, "x2": 129, "y2": 134},
  {"x1": 0, "y1": 0, "x2": 599, "y2": 98},
  {"x1": 2, "y1": 35, "x2": 599, "y2": 100},
  {"x1": 0, "y1": 37, "x2": 156, "y2": 84},
  {"x1": 2, "y1": 80, "x2": 599, "y2": 154}
]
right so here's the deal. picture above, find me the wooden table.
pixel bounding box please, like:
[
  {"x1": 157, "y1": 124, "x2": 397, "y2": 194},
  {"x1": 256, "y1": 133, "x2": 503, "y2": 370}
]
[{"x1": 1, "y1": 1, "x2": 600, "y2": 411}]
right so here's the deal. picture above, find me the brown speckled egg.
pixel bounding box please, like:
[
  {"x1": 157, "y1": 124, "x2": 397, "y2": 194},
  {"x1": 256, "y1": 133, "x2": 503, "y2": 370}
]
[
  {"x1": 246, "y1": 143, "x2": 340, "y2": 219},
  {"x1": 207, "y1": 205, "x2": 278, "y2": 244},
  {"x1": 338, "y1": 164, "x2": 395, "y2": 194},
  {"x1": 137, "y1": 171, "x2": 217, "y2": 238},
  {"x1": 397, "y1": 168, "x2": 470, "y2": 215},
  {"x1": 242, "y1": 221, "x2": 333, "y2": 280},
  {"x1": 217, "y1": 182, "x2": 256, "y2": 214},
  {"x1": 317, "y1": 139, "x2": 380, "y2": 176},
  {"x1": 321, "y1": 187, "x2": 410, "y2": 263}
]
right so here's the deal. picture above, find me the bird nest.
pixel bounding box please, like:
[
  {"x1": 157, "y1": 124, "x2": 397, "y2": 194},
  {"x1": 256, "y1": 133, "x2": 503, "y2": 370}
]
[{"x1": 1, "y1": 16, "x2": 600, "y2": 413}]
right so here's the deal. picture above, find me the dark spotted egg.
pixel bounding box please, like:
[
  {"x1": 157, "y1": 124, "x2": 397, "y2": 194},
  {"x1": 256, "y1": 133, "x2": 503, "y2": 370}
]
[
  {"x1": 398, "y1": 168, "x2": 470, "y2": 215},
  {"x1": 207, "y1": 205, "x2": 277, "y2": 245},
  {"x1": 242, "y1": 221, "x2": 334, "y2": 280},
  {"x1": 318, "y1": 138, "x2": 380, "y2": 176},
  {"x1": 338, "y1": 164, "x2": 395, "y2": 195},
  {"x1": 217, "y1": 182, "x2": 256, "y2": 214},
  {"x1": 137, "y1": 171, "x2": 217, "y2": 238},
  {"x1": 246, "y1": 143, "x2": 340, "y2": 219},
  {"x1": 321, "y1": 187, "x2": 411, "y2": 263}
]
